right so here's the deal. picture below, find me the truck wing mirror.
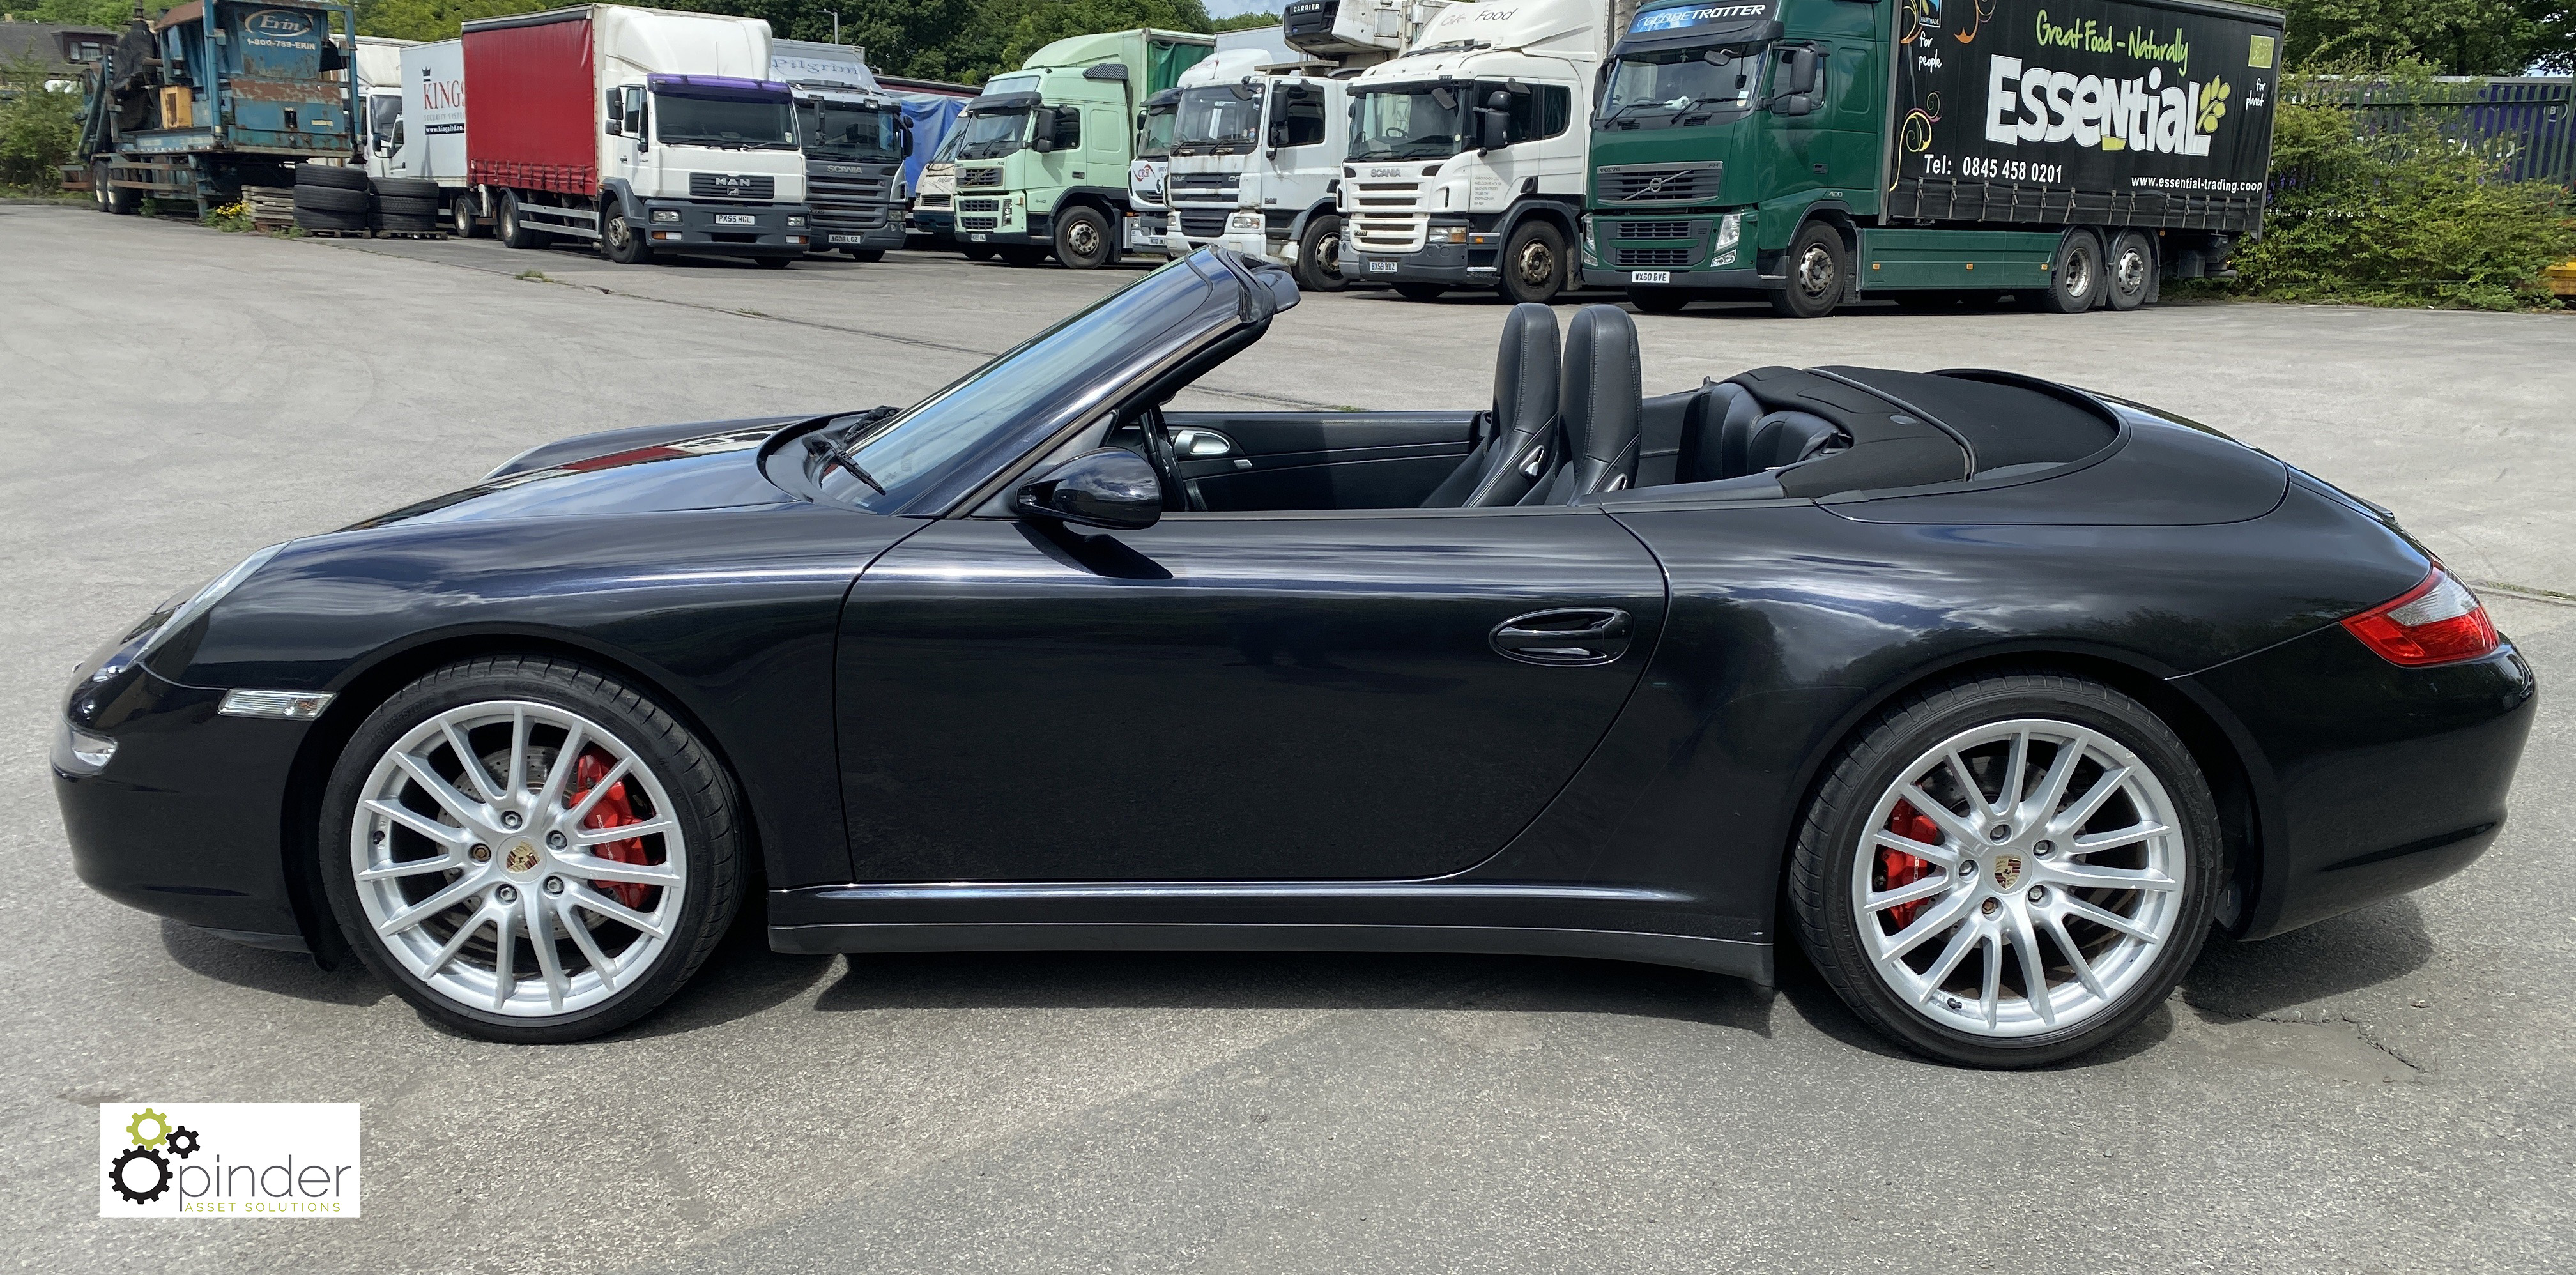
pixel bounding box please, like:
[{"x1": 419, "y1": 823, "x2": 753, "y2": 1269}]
[
  {"x1": 1031, "y1": 107, "x2": 1057, "y2": 152},
  {"x1": 1774, "y1": 93, "x2": 1815, "y2": 117},
  {"x1": 1786, "y1": 47, "x2": 1821, "y2": 96},
  {"x1": 1475, "y1": 107, "x2": 1509, "y2": 152},
  {"x1": 603, "y1": 88, "x2": 622, "y2": 134}
]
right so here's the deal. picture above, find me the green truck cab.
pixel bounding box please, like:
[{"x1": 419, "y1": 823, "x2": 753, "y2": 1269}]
[
  {"x1": 1583, "y1": 0, "x2": 2283, "y2": 317},
  {"x1": 951, "y1": 27, "x2": 1212, "y2": 268}
]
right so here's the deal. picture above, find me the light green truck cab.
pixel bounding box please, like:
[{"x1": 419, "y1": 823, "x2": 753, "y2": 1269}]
[{"x1": 951, "y1": 28, "x2": 1213, "y2": 268}]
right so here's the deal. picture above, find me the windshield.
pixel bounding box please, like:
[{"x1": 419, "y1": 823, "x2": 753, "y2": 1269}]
[
  {"x1": 1137, "y1": 103, "x2": 1176, "y2": 159},
  {"x1": 1175, "y1": 84, "x2": 1261, "y2": 153},
  {"x1": 798, "y1": 98, "x2": 901, "y2": 160},
  {"x1": 1599, "y1": 48, "x2": 1759, "y2": 128},
  {"x1": 1348, "y1": 83, "x2": 1466, "y2": 161},
  {"x1": 822, "y1": 253, "x2": 1270, "y2": 514},
  {"x1": 653, "y1": 89, "x2": 797, "y2": 149},
  {"x1": 955, "y1": 109, "x2": 1029, "y2": 160}
]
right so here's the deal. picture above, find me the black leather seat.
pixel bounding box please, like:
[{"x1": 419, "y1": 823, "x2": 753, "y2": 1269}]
[
  {"x1": 1421, "y1": 303, "x2": 1560, "y2": 508},
  {"x1": 1526, "y1": 305, "x2": 1641, "y2": 503},
  {"x1": 1678, "y1": 383, "x2": 1844, "y2": 482}
]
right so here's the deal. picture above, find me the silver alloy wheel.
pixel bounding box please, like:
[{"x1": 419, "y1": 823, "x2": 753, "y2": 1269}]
[
  {"x1": 1851, "y1": 718, "x2": 2184, "y2": 1038},
  {"x1": 1515, "y1": 238, "x2": 1555, "y2": 287},
  {"x1": 2060, "y1": 247, "x2": 2095, "y2": 300},
  {"x1": 1797, "y1": 244, "x2": 1836, "y2": 298},
  {"x1": 348, "y1": 700, "x2": 686, "y2": 1017},
  {"x1": 606, "y1": 213, "x2": 632, "y2": 253},
  {"x1": 1312, "y1": 232, "x2": 1340, "y2": 277},
  {"x1": 1066, "y1": 217, "x2": 1101, "y2": 257},
  {"x1": 2114, "y1": 243, "x2": 2148, "y2": 294}
]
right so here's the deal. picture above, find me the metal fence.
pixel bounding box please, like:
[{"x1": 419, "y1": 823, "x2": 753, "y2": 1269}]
[{"x1": 2306, "y1": 77, "x2": 2576, "y2": 188}]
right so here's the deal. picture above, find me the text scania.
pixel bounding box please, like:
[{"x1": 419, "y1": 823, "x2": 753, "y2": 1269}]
[{"x1": 1984, "y1": 56, "x2": 2215, "y2": 155}]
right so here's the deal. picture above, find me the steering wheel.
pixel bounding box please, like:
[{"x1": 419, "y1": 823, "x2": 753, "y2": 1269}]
[{"x1": 1137, "y1": 402, "x2": 1186, "y2": 510}]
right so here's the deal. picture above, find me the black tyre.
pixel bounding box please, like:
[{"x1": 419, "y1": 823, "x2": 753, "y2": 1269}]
[
  {"x1": 600, "y1": 205, "x2": 652, "y2": 265},
  {"x1": 847, "y1": 248, "x2": 884, "y2": 263},
  {"x1": 293, "y1": 185, "x2": 369, "y2": 215},
  {"x1": 372, "y1": 176, "x2": 439, "y2": 201},
  {"x1": 2105, "y1": 230, "x2": 2154, "y2": 311},
  {"x1": 296, "y1": 212, "x2": 368, "y2": 233},
  {"x1": 2035, "y1": 229, "x2": 2106, "y2": 314},
  {"x1": 450, "y1": 194, "x2": 482, "y2": 238},
  {"x1": 1789, "y1": 671, "x2": 2222, "y2": 1068},
  {"x1": 1052, "y1": 204, "x2": 1116, "y2": 270},
  {"x1": 1392, "y1": 283, "x2": 1446, "y2": 302},
  {"x1": 375, "y1": 195, "x2": 440, "y2": 217},
  {"x1": 319, "y1": 655, "x2": 746, "y2": 1044},
  {"x1": 1766, "y1": 220, "x2": 1846, "y2": 318},
  {"x1": 1498, "y1": 220, "x2": 1567, "y2": 305},
  {"x1": 1627, "y1": 288, "x2": 1691, "y2": 314},
  {"x1": 1295, "y1": 213, "x2": 1346, "y2": 293},
  {"x1": 961, "y1": 243, "x2": 995, "y2": 261},
  {"x1": 96, "y1": 161, "x2": 136, "y2": 215},
  {"x1": 295, "y1": 162, "x2": 369, "y2": 192},
  {"x1": 497, "y1": 192, "x2": 549, "y2": 249}
]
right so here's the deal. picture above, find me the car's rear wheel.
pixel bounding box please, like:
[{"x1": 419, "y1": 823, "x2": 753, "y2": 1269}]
[
  {"x1": 320, "y1": 656, "x2": 743, "y2": 1043},
  {"x1": 1790, "y1": 671, "x2": 2221, "y2": 1067}
]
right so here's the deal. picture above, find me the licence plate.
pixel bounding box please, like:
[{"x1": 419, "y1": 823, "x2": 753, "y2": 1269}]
[
  {"x1": 1367, "y1": 259, "x2": 1398, "y2": 274},
  {"x1": 715, "y1": 213, "x2": 755, "y2": 226},
  {"x1": 1630, "y1": 270, "x2": 1672, "y2": 284},
  {"x1": 827, "y1": 234, "x2": 861, "y2": 244},
  {"x1": 970, "y1": 233, "x2": 988, "y2": 241}
]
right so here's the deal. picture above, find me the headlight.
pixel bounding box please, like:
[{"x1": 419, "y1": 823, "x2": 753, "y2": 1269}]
[
  {"x1": 136, "y1": 544, "x2": 286, "y2": 666},
  {"x1": 1228, "y1": 211, "x2": 1263, "y2": 233},
  {"x1": 787, "y1": 215, "x2": 806, "y2": 227},
  {"x1": 1713, "y1": 213, "x2": 1742, "y2": 252},
  {"x1": 651, "y1": 209, "x2": 680, "y2": 224},
  {"x1": 1430, "y1": 226, "x2": 1467, "y2": 245}
]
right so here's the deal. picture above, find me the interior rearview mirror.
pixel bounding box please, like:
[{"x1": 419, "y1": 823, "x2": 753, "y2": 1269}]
[
  {"x1": 1013, "y1": 450, "x2": 1162, "y2": 531},
  {"x1": 1702, "y1": 47, "x2": 1734, "y2": 67}
]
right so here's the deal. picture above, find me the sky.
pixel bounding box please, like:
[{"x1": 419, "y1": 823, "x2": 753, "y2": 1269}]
[{"x1": 1208, "y1": 0, "x2": 1287, "y2": 19}]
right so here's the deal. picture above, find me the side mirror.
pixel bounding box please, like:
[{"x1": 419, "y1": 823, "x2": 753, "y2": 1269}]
[
  {"x1": 1775, "y1": 93, "x2": 1815, "y2": 116},
  {"x1": 1785, "y1": 47, "x2": 1821, "y2": 96},
  {"x1": 1013, "y1": 449, "x2": 1162, "y2": 531},
  {"x1": 1475, "y1": 107, "x2": 1508, "y2": 152},
  {"x1": 1031, "y1": 107, "x2": 1058, "y2": 152},
  {"x1": 604, "y1": 88, "x2": 622, "y2": 134}
]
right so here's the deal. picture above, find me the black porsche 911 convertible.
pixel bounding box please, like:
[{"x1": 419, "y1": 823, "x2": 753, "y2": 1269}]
[{"x1": 54, "y1": 248, "x2": 2533, "y2": 1065}]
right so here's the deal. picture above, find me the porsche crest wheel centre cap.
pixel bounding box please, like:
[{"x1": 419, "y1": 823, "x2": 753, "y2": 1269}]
[
  {"x1": 1990, "y1": 854, "x2": 2023, "y2": 891},
  {"x1": 505, "y1": 841, "x2": 540, "y2": 874}
]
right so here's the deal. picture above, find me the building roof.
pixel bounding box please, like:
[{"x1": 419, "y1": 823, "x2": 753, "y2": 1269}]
[{"x1": 0, "y1": 21, "x2": 117, "y2": 74}]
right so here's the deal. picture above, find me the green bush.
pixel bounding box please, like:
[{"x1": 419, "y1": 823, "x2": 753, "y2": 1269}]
[
  {"x1": 2232, "y1": 65, "x2": 2576, "y2": 310},
  {"x1": 0, "y1": 53, "x2": 84, "y2": 194}
]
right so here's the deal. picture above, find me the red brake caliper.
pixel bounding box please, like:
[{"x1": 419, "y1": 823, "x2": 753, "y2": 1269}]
[
  {"x1": 1878, "y1": 801, "x2": 1942, "y2": 929},
  {"x1": 569, "y1": 750, "x2": 654, "y2": 910}
]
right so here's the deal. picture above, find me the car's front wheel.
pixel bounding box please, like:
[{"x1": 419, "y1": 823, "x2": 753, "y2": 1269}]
[
  {"x1": 1790, "y1": 671, "x2": 2220, "y2": 1067},
  {"x1": 320, "y1": 656, "x2": 743, "y2": 1042}
]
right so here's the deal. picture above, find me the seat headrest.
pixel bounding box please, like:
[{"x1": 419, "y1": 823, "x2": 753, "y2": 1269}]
[
  {"x1": 1560, "y1": 305, "x2": 1641, "y2": 466},
  {"x1": 1492, "y1": 303, "x2": 1560, "y2": 443}
]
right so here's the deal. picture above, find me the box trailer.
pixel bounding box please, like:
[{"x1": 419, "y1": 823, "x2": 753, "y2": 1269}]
[
  {"x1": 459, "y1": 4, "x2": 812, "y2": 266},
  {"x1": 1582, "y1": 0, "x2": 2286, "y2": 316}
]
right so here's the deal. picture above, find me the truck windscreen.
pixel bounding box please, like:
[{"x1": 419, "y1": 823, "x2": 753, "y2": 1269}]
[
  {"x1": 1348, "y1": 84, "x2": 1467, "y2": 161},
  {"x1": 800, "y1": 100, "x2": 901, "y2": 161},
  {"x1": 653, "y1": 89, "x2": 797, "y2": 150},
  {"x1": 955, "y1": 109, "x2": 1029, "y2": 159},
  {"x1": 1175, "y1": 86, "x2": 1260, "y2": 154},
  {"x1": 1137, "y1": 104, "x2": 1177, "y2": 160},
  {"x1": 1598, "y1": 48, "x2": 1759, "y2": 130}
]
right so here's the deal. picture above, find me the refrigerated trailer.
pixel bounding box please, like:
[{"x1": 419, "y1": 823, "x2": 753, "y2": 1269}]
[
  {"x1": 1582, "y1": 0, "x2": 2286, "y2": 316},
  {"x1": 457, "y1": 4, "x2": 812, "y2": 266}
]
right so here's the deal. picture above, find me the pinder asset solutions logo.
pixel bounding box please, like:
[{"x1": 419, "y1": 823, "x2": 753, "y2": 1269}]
[{"x1": 100, "y1": 1103, "x2": 361, "y2": 1218}]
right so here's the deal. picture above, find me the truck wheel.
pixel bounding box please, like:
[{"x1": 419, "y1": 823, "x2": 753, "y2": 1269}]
[
  {"x1": 497, "y1": 193, "x2": 549, "y2": 250},
  {"x1": 1498, "y1": 222, "x2": 1567, "y2": 305},
  {"x1": 450, "y1": 194, "x2": 481, "y2": 239},
  {"x1": 1393, "y1": 284, "x2": 1446, "y2": 302},
  {"x1": 1627, "y1": 289, "x2": 1691, "y2": 314},
  {"x1": 961, "y1": 243, "x2": 995, "y2": 261},
  {"x1": 1767, "y1": 222, "x2": 1846, "y2": 318},
  {"x1": 2105, "y1": 231, "x2": 2154, "y2": 311},
  {"x1": 95, "y1": 161, "x2": 135, "y2": 215},
  {"x1": 1054, "y1": 206, "x2": 1116, "y2": 270},
  {"x1": 1296, "y1": 214, "x2": 1347, "y2": 293},
  {"x1": 847, "y1": 248, "x2": 884, "y2": 263},
  {"x1": 601, "y1": 206, "x2": 652, "y2": 265},
  {"x1": 2036, "y1": 230, "x2": 2105, "y2": 314}
]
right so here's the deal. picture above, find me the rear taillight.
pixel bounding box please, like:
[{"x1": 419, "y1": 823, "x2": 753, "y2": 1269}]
[{"x1": 2341, "y1": 567, "x2": 2499, "y2": 667}]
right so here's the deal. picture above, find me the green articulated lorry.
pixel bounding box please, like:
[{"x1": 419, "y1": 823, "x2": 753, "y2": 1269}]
[
  {"x1": 950, "y1": 27, "x2": 1214, "y2": 268},
  {"x1": 1584, "y1": 0, "x2": 2285, "y2": 316}
]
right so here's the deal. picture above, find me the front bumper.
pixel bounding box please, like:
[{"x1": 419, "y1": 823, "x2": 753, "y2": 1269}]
[
  {"x1": 1581, "y1": 264, "x2": 1767, "y2": 291},
  {"x1": 811, "y1": 219, "x2": 905, "y2": 252},
  {"x1": 54, "y1": 663, "x2": 310, "y2": 943},
  {"x1": 1583, "y1": 213, "x2": 1758, "y2": 292},
  {"x1": 2182, "y1": 623, "x2": 2538, "y2": 940},
  {"x1": 636, "y1": 199, "x2": 813, "y2": 257},
  {"x1": 1340, "y1": 241, "x2": 1489, "y2": 285}
]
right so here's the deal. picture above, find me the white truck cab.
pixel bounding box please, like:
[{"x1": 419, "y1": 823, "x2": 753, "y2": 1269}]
[
  {"x1": 1337, "y1": 0, "x2": 1602, "y2": 303},
  {"x1": 1135, "y1": 49, "x2": 1354, "y2": 291}
]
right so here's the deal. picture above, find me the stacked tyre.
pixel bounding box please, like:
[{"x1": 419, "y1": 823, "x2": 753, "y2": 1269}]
[
  {"x1": 292, "y1": 164, "x2": 369, "y2": 233},
  {"x1": 371, "y1": 177, "x2": 443, "y2": 236}
]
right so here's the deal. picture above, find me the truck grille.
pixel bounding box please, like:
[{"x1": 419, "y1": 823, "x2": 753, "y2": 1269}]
[
  {"x1": 1177, "y1": 209, "x2": 1229, "y2": 238},
  {"x1": 1597, "y1": 162, "x2": 1721, "y2": 204},
  {"x1": 689, "y1": 172, "x2": 776, "y2": 200},
  {"x1": 958, "y1": 167, "x2": 1002, "y2": 187},
  {"x1": 1348, "y1": 179, "x2": 1420, "y2": 211},
  {"x1": 1353, "y1": 213, "x2": 1425, "y2": 254},
  {"x1": 808, "y1": 167, "x2": 893, "y2": 231},
  {"x1": 1613, "y1": 247, "x2": 1693, "y2": 267},
  {"x1": 960, "y1": 216, "x2": 998, "y2": 231},
  {"x1": 958, "y1": 197, "x2": 1000, "y2": 213},
  {"x1": 1616, "y1": 220, "x2": 1695, "y2": 240},
  {"x1": 1172, "y1": 172, "x2": 1239, "y2": 190}
]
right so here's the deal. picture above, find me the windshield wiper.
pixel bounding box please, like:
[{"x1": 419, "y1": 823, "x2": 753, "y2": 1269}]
[{"x1": 806, "y1": 406, "x2": 898, "y2": 494}]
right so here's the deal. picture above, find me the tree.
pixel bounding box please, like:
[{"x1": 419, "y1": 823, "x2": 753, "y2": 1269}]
[
  {"x1": 2282, "y1": 0, "x2": 2575, "y2": 75},
  {"x1": 0, "y1": 51, "x2": 83, "y2": 191},
  {"x1": 1211, "y1": 11, "x2": 1279, "y2": 30}
]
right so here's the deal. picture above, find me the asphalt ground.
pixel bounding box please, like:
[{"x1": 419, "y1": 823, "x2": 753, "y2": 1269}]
[{"x1": 4, "y1": 203, "x2": 2571, "y2": 1272}]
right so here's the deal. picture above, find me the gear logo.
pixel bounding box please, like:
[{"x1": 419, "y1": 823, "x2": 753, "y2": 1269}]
[{"x1": 109, "y1": 1108, "x2": 202, "y2": 1205}]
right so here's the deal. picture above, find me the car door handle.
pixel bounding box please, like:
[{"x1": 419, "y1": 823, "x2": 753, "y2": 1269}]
[
  {"x1": 1490, "y1": 607, "x2": 1634, "y2": 666},
  {"x1": 1170, "y1": 427, "x2": 1236, "y2": 458}
]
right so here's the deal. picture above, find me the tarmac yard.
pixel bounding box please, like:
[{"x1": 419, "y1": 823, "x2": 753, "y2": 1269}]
[{"x1": 4, "y1": 203, "x2": 2572, "y2": 1271}]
